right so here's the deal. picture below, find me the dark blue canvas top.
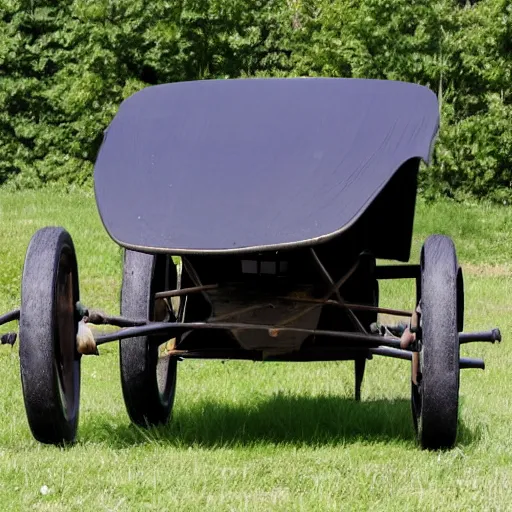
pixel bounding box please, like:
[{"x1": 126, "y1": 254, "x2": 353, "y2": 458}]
[{"x1": 94, "y1": 78, "x2": 439, "y2": 254}]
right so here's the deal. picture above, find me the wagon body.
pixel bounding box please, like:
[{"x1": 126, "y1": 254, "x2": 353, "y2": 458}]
[
  {"x1": 93, "y1": 78, "x2": 438, "y2": 358},
  {"x1": 5, "y1": 77, "x2": 500, "y2": 449}
]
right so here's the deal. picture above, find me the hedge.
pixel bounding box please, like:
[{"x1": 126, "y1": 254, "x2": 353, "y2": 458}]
[{"x1": 0, "y1": 0, "x2": 510, "y2": 200}]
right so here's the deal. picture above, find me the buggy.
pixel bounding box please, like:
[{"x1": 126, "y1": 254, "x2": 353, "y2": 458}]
[{"x1": 0, "y1": 78, "x2": 501, "y2": 448}]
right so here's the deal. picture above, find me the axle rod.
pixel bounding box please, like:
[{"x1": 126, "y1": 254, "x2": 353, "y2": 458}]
[
  {"x1": 277, "y1": 296, "x2": 413, "y2": 317},
  {"x1": 155, "y1": 284, "x2": 218, "y2": 299},
  {"x1": 459, "y1": 328, "x2": 501, "y2": 344},
  {"x1": 85, "y1": 310, "x2": 147, "y2": 328},
  {"x1": 93, "y1": 321, "x2": 403, "y2": 349},
  {"x1": 0, "y1": 309, "x2": 20, "y2": 326},
  {"x1": 370, "y1": 346, "x2": 485, "y2": 369}
]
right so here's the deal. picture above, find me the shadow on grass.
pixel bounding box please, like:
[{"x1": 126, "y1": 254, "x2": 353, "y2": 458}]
[{"x1": 82, "y1": 393, "x2": 479, "y2": 449}]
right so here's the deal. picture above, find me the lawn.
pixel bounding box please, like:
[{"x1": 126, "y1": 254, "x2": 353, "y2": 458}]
[{"x1": 0, "y1": 189, "x2": 510, "y2": 511}]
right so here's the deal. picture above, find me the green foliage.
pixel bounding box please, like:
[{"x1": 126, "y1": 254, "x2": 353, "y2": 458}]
[
  {"x1": 0, "y1": 0, "x2": 510, "y2": 200},
  {"x1": 428, "y1": 95, "x2": 512, "y2": 201}
]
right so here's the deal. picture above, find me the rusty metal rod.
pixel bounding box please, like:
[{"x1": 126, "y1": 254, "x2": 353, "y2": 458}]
[
  {"x1": 155, "y1": 284, "x2": 218, "y2": 299},
  {"x1": 336, "y1": 302, "x2": 413, "y2": 317},
  {"x1": 277, "y1": 296, "x2": 413, "y2": 317},
  {"x1": 164, "y1": 349, "x2": 261, "y2": 360},
  {"x1": 331, "y1": 260, "x2": 361, "y2": 294},
  {"x1": 94, "y1": 321, "x2": 402, "y2": 348},
  {"x1": 309, "y1": 249, "x2": 366, "y2": 333},
  {"x1": 0, "y1": 309, "x2": 20, "y2": 326},
  {"x1": 164, "y1": 348, "x2": 372, "y2": 362},
  {"x1": 85, "y1": 310, "x2": 147, "y2": 327}
]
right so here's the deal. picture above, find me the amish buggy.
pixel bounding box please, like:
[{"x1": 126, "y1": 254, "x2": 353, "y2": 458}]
[{"x1": 0, "y1": 78, "x2": 501, "y2": 449}]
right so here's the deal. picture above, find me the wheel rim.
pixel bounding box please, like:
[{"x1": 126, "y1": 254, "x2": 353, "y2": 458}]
[
  {"x1": 55, "y1": 248, "x2": 78, "y2": 421},
  {"x1": 151, "y1": 256, "x2": 178, "y2": 410},
  {"x1": 412, "y1": 350, "x2": 423, "y2": 424},
  {"x1": 156, "y1": 356, "x2": 176, "y2": 405}
]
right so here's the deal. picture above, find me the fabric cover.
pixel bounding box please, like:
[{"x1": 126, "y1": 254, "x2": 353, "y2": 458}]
[{"x1": 94, "y1": 78, "x2": 439, "y2": 253}]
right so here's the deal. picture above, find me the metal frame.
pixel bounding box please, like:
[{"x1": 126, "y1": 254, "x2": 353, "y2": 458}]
[{"x1": 0, "y1": 260, "x2": 501, "y2": 364}]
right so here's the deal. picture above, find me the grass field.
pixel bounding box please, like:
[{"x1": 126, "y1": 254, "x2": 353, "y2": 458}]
[{"x1": 0, "y1": 190, "x2": 511, "y2": 511}]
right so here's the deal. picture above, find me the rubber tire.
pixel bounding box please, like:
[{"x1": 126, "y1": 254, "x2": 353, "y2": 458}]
[
  {"x1": 120, "y1": 250, "x2": 178, "y2": 427},
  {"x1": 19, "y1": 227, "x2": 81, "y2": 445},
  {"x1": 413, "y1": 235, "x2": 461, "y2": 450}
]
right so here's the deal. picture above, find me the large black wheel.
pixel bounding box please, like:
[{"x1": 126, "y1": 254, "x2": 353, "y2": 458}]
[
  {"x1": 19, "y1": 227, "x2": 81, "y2": 445},
  {"x1": 120, "y1": 250, "x2": 178, "y2": 427},
  {"x1": 412, "y1": 235, "x2": 461, "y2": 450}
]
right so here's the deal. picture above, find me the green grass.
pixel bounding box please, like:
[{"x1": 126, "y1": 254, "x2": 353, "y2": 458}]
[{"x1": 0, "y1": 190, "x2": 511, "y2": 510}]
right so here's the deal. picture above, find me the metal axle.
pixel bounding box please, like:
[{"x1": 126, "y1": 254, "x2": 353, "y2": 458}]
[
  {"x1": 93, "y1": 320, "x2": 404, "y2": 349},
  {"x1": 0, "y1": 309, "x2": 20, "y2": 326},
  {"x1": 370, "y1": 346, "x2": 485, "y2": 370},
  {"x1": 459, "y1": 329, "x2": 501, "y2": 344}
]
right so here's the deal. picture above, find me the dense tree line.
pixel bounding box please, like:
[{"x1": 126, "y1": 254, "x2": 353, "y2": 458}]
[{"x1": 0, "y1": 0, "x2": 510, "y2": 200}]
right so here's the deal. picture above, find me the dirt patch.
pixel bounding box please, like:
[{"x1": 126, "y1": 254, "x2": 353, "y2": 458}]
[{"x1": 461, "y1": 263, "x2": 512, "y2": 277}]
